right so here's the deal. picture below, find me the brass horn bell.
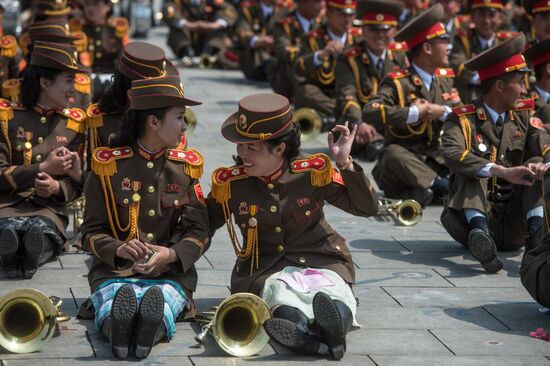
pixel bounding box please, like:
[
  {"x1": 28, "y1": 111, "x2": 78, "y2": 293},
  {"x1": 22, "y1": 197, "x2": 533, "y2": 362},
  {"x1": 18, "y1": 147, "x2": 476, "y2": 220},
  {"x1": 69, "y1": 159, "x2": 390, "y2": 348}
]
[
  {"x1": 377, "y1": 198, "x2": 423, "y2": 226},
  {"x1": 295, "y1": 108, "x2": 323, "y2": 142},
  {"x1": 0, "y1": 288, "x2": 70, "y2": 353},
  {"x1": 195, "y1": 293, "x2": 271, "y2": 357},
  {"x1": 184, "y1": 106, "x2": 198, "y2": 134}
]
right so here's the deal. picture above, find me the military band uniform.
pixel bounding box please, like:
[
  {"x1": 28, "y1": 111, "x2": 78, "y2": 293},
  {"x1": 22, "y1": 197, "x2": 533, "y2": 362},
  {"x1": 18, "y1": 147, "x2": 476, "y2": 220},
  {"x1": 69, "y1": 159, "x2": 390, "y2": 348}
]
[
  {"x1": 440, "y1": 98, "x2": 550, "y2": 251},
  {"x1": 235, "y1": 0, "x2": 286, "y2": 80},
  {"x1": 0, "y1": 35, "x2": 20, "y2": 86},
  {"x1": 269, "y1": 11, "x2": 320, "y2": 100},
  {"x1": 450, "y1": 29, "x2": 515, "y2": 103},
  {"x1": 162, "y1": 0, "x2": 238, "y2": 58}
]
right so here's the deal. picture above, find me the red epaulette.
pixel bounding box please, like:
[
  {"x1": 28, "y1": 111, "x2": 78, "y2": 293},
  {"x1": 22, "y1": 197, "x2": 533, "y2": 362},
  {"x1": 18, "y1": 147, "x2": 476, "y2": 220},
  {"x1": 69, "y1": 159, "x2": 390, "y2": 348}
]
[
  {"x1": 166, "y1": 148, "x2": 203, "y2": 166},
  {"x1": 57, "y1": 107, "x2": 86, "y2": 122},
  {"x1": 453, "y1": 104, "x2": 476, "y2": 116},
  {"x1": 456, "y1": 29, "x2": 471, "y2": 38},
  {"x1": 456, "y1": 14, "x2": 471, "y2": 23},
  {"x1": 307, "y1": 28, "x2": 324, "y2": 38},
  {"x1": 513, "y1": 98, "x2": 535, "y2": 111},
  {"x1": 388, "y1": 70, "x2": 410, "y2": 79},
  {"x1": 75, "y1": 73, "x2": 91, "y2": 86},
  {"x1": 279, "y1": 17, "x2": 293, "y2": 25},
  {"x1": 497, "y1": 31, "x2": 517, "y2": 40},
  {"x1": 93, "y1": 147, "x2": 133, "y2": 165},
  {"x1": 388, "y1": 41, "x2": 408, "y2": 52},
  {"x1": 435, "y1": 68, "x2": 455, "y2": 77},
  {"x1": 291, "y1": 153, "x2": 331, "y2": 173},
  {"x1": 0, "y1": 35, "x2": 17, "y2": 58},
  {"x1": 349, "y1": 27, "x2": 362, "y2": 36},
  {"x1": 345, "y1": 47, "x2": 361, "y2": 58},
  {"x1": 213, "y1": 165, "x2": 248, "y2": 184}
]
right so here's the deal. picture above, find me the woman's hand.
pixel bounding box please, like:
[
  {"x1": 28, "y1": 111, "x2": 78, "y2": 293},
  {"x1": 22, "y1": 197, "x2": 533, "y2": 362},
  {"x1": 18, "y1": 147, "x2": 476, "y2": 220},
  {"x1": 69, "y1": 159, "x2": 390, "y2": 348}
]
[
  {"x1": 38, "y1": 146, "x2": 73, "y2": 176},
  {"x1": 132, "y1": 244, "x2": 178, "y2": 277},
  {"x1": 34, "y1": 172, "x2": 61, "y2": 198},
  {"x1": 66, "y1": 151, "x2": 83, "y2": 182},
  {"x1": 328, "y1": 121, "x2": 357, "y2": 167},
  {"x1": 116, "y1": 239, "x2": 148, "y2": 262}
]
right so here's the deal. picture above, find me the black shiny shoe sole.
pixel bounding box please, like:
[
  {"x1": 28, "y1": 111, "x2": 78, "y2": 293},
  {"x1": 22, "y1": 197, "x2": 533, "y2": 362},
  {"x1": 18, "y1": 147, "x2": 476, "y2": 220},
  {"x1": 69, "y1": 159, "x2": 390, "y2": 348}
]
[
  {"x1": 0, "y1": 226, "x2": 19, "y2": 257},
  {"x1": 22, "y1": 225, "x2": 45, "y2": 279},
  {"x1": 264, "y1": 318, "x2": 320, "y2": 354},
  {"x1": 134, "y1": 286, "x2": 164, "y2": 359},
  {"x1": 468, "y1": 228, "x2": 503, "y2": 274},
  {"x1": 313, "y1": 292, "x2": 346, "y2": 360},
  {"x1": 111, "y1": 284, "x2": 137, "y2": 359}
]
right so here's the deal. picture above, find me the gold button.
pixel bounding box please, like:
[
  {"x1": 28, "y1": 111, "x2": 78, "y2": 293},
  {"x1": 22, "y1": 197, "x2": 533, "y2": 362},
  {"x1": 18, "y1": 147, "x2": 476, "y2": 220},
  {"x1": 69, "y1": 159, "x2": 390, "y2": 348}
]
[
  {"x1": 148, "y1": 209, "x2": 155, "y2": 217},
  {"x1": 147, "y1": 162, "x2": 154, "y2": 168},
  {"x1": 147, "y1": 186, "x2": 155, "y2": 193},
  {"x1": 37, "y1": 137, "x2": 44, "y2": 143},
  {"x1": 24, "y1": 142, "x2": 32, "y2": 150},
  {"x1": 132, "y1": 193, "x2": 141, "y2": 203},
  {"x1": 16, "y1": 145, "x2": 21, "y2": 151},
  {"x1": 241, "y1": 223, "x2": 246, "y2": 228},
  {"x1": 335, "y1": 245, "x2": 341, "y2": 251},
  {"x1": 123, "y1": 198, "x2": 129, "y2": 205},
  {"x1": 173, "y1": 199, "x2": 180, "y2": 206},
  {"x1": 89, "y1": 45, "x2": 95, "y2": 51},
  {"x1": 270, "y1": 205, "x2": 277, "y2": 213},
  {"x1": 40, "y1": 116, "x2": 46, "y2": 123},
  {"x1": 95, "y1": 26, "x2": 101, "y2": 32},
  {"x1": 276, "y1": 245, "x2": 284, "y2": 252},
  {"x1": 96, "y1": 52, "x2": 102, "y2": 58},
  {"x1": 305, "y1": 210, "x2": 311, "y2": 216},
  {"x1": 275, "y1": 226, "x2": 282, "y2": 233},
  {"x1": 299, "y1": 256, "x2": 306, "y2": 263},
  {"x1": 35, "y1": 155, "x2": 42, "y2": 162},
  {"x1": 267, "y1": 183, "x2": 274, "y2": 190},
  {"x1": 146, "y1": 233, "x2": 154, "y2": 241},
  {"x1": 95, "y1": 40, "x2": 102, "y2": 46}
]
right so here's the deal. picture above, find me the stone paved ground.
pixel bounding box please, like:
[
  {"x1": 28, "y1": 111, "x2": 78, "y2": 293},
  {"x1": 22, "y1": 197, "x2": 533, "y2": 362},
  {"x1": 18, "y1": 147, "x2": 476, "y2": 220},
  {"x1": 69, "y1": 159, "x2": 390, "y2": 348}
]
[{"x1": 1, "y1": 27, "x2": 550, "y2": 365}]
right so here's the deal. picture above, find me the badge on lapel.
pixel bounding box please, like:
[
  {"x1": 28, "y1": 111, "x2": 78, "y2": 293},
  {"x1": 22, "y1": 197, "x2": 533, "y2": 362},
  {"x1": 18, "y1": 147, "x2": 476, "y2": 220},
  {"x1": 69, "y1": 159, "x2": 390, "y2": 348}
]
[{"x1": 238, "y1": 201, "x2": 249, "y2": 215}]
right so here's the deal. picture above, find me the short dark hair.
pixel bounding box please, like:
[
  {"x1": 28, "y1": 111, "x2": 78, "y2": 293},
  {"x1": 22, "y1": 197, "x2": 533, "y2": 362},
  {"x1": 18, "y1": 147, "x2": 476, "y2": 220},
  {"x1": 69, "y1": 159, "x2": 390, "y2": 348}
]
[
  {"x1": 20, "y1": 65, "x2": 64, "y2": 109},
  {"x1": 265, "y1": 123, "x2": 301, "y2": 162},
  {"x1": 97, "y1": 72, "x2": 133, "y2": 114},
  {"x1": 480, "y1": 71, "x2": 522, "y2": 95},
  {"x1": 110, "y1": 107, "x2": 171, "y2": 148}
]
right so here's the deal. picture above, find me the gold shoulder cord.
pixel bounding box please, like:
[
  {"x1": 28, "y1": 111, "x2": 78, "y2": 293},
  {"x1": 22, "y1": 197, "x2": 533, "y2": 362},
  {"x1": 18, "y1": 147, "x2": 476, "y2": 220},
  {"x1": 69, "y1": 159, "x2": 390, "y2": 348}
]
[
  {"x1": 387, "y1": 78, "x2": 427, "y2": 139},
  {"x1": 348, "y1": 56, "x2": 378, "y2": 103},
  {"x1": 0, "y1": 105, "x2": 13, "y2": 164},
  {"x1": 458, "y1": 114, "x2": 472, "y2": 161}
]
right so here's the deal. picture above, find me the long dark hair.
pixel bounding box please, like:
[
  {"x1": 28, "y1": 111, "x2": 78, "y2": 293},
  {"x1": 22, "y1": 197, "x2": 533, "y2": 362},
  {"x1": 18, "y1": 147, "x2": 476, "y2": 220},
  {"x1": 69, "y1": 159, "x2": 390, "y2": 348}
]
[
  {"x1": 109, "y1": 107, "x2": 171, "y2": 148},
  {"x1": 97, "y1": 72, "x2": 133, "y2": 114},
  {"x1": 20, "y1": 65, "x2": 64, "y2": 109}
]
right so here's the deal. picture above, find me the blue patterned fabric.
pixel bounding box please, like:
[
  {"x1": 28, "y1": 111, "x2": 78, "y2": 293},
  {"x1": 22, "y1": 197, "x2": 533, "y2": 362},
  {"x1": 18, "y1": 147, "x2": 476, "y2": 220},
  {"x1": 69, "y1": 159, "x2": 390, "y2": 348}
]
[{"x1": 89, "y1": 278, "x2": 187, "y2": 339}]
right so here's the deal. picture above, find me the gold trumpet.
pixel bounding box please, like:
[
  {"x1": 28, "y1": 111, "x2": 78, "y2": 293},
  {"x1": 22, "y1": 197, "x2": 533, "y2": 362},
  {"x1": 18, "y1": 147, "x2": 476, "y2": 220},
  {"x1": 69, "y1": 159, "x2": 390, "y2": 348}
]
[
  {"x1": 378, "y1": 198, "x2": 422, "y2": 226},
  {"x1": 194, "y1": 293, "x2": 271, "y2": 357},
  {"x1": 199, "y1": 53, "x2": 218, "y2": 68},
  {"x1": 295, "y1": 108, "x2": 323, "y2": 142},
  {"x1": 0, "y1": 289, "x2": 71, "y2": 353},
  {"x1": 184, "y1": 106, "x2": 198, "y2": 134}
]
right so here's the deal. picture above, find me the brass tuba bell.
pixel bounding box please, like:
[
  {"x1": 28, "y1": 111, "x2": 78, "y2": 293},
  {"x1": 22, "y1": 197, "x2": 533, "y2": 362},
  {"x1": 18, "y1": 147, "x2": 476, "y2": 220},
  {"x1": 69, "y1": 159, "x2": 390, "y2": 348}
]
[
  {"x1": 184, "y1": 106, "x2": 198, "y2": 134},
  {"x1": 0, "y1": 289, "x2": 70, "y2": 353},
  {"x1": 199, "y1": 53, "x2": 218, "y2": 69},
  {"x1": 295, "y1": 108, "x2": 323, "y2": 142},
  {"x1": 194, "y1": 293, "x2": 271, "y2": 357},
  {"x1": 377, "y1": 198, "x2": 423, "y2": 226}
]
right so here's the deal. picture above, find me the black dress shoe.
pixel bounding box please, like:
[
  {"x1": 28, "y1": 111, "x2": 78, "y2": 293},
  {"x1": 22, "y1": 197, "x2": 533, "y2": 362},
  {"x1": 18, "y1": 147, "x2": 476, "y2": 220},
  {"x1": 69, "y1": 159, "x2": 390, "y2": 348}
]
[
  {"x1": 264, "y1": 318, "x2": 321, "y2": 354},
  {"x1": 363, "y1": 140, "x2": 384, "y2": 162},
  {"x1": 0, "y1": 226, "x2": 20, "y2": 278},
  {"x1": 312, "y1": 292, "x2": 352, "y2": 360},
  {"x1": 134, "y1": 286, "x2": 165, "y2": 359},
  {"x1": 22, "y1": 225, "x2": 45, "y2": 279},
  {"x1": 110, "y1": 284, "x2": 138, "y2": 359},
  {"x1": 468, "y1": 228, "x2": 503, "y2": 273}
]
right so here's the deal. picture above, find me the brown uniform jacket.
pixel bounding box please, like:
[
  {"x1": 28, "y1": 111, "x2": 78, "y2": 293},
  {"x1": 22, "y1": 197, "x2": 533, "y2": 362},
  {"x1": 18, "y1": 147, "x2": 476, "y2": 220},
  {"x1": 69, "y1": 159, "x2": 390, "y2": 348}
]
[
  {"x1": 235, "y1": 0, "x2": 286, "y2": 79},
  {"x1": 83, "y1": 18, "x2": 129, "y2": 73},
  {"x1": 441, "y1": 98, "x2": 550, "y2": 212},
  {"x1": 362, "y1": 66, "x2": 460, "y2": 161},
  {"x1": 207, "y1": 153, "x2": 379, "y2": 295},
  {"x1": 449, "y1": 29, "x2": 515, "y2": 103},
  {"x1": 81, "y1": 144, "x2": 210, "y2": 318},
  {"x1": 295, "y1": 25, "x2": 361, "y2": 92},
  {"x1": 334, "y1": 40, "x2": 408, "y2": 124},
  {"x1": 84, "y1": 103, "x2": 124, "y2": 170},
  {"x1": 0, "y1": 101, "x2": 86, "y2": 237}
]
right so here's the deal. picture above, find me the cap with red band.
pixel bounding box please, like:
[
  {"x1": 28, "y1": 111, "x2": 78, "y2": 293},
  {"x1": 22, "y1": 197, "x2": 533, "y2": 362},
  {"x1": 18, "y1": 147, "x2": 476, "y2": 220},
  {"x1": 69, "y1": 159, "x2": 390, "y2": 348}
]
[
  {"x1": 523, "y1": 0, "x2": 550, "y2": 15},
  {"x1": 524, "y1": 38, "x2": 550, "y2": 68},
  {"x1": 394, "y1": 4, "x2": 448, "y2": 49},
  {"x1": 470, "y1": 0, "x2": 504, "y2": 10},
  {"x1": 327, "y1": 0, "x2": 356, "y2": 14},
  {"x1": 465, "y1": 33, "x2": 530, "y2": 81},
  {"x1": 354, "y1": 0, "x2": 403, "y2": 27}
]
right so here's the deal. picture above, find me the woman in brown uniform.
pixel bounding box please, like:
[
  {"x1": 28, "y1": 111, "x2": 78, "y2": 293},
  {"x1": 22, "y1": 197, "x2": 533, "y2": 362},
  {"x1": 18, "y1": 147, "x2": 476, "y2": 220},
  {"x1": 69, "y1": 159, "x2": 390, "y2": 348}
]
[
  {"x1": 207, "y1": 93, "x2": 379, "y2": 360},
  {"x1": 81, "y1": 76, "x2": 210, "y2": 359},
  {"x1": 0, "y1": 41, "x2": 88, "y2": 279}
]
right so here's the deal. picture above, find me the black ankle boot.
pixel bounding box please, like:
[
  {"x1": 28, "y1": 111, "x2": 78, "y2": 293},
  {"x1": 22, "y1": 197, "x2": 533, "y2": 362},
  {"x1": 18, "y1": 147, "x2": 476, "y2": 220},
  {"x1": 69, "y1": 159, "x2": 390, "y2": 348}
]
[
  {"x1": 110, "y1": 284, "x2": 138, "y2": 359},
  {"x1": 264, "y1": 305, "x2": 321, "y2": 355},
  {"x1": 526, "y1": 216, "x2": 543, "y2": 253},
  {"x1": 0, "y1": 226, "x2": 20, "y2": 278},
  {"x1": 312, "y1": 292, "x2": 352, "y2": 360},
  {"x1": 134, "y1": 286, "x2": 165, "y2": 359},
  {"x1": 22, "y1": 225, "x2": 53, "y2": 279}
]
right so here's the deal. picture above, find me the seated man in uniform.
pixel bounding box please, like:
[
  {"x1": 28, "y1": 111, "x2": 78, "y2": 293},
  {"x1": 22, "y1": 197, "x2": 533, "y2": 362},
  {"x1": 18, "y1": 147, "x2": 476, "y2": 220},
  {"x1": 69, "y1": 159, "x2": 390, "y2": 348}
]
[
  {"x1": 334, "y1": 0, "x2": 407, "y2": 161},
  {"x1": 441, "y1": 33, "x2": 550, "y2": 273},
  {"x1": 363, "y1": 4, "x2": 460, "y2": 206},
  {"x1": 524, "y1": 0, "x2": 550, "y2": 46},
  {"x1": 293, "y1": 0, "x2": 358, "y2": 125},
  {"x1": 524, "y1": 39, "x2": 550, "y2": 113}
]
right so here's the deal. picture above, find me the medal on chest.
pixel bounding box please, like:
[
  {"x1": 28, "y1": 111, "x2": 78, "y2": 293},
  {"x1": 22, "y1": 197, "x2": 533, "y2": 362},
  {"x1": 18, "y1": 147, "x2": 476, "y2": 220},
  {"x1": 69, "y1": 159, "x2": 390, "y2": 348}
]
[{"x1": 475, "y1": 134, "x2": 487, "y2": 153}]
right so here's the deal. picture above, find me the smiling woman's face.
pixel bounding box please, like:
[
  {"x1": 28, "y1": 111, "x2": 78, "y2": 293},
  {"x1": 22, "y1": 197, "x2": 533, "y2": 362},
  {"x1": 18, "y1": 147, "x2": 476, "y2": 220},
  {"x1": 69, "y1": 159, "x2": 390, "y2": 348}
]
[{"x1": 236, "y1": 141, "x2": 286, "y2": 177}]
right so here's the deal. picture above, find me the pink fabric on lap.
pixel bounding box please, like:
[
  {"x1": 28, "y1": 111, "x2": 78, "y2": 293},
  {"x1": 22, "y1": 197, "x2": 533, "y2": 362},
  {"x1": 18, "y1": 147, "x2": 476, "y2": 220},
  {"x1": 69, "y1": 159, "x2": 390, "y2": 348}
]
[{"x1": 276, "y1": 268, "x2": 335, "y2": 293}]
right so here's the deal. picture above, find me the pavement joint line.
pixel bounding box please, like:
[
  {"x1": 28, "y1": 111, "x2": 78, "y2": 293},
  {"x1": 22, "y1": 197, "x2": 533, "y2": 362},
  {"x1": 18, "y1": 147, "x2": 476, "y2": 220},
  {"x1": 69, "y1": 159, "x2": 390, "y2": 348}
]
[
  {"x1": 202, "y1": 255, "x2": 215, "y2": 269},
  {"x1": 427, "y1": 329, "x2": 456, "y2": 356},
  {"x1": 85, "y1": 331, "x2": 97, "y2": 357},
  {"x1": 69, "y1": 287, "x2": 78, "y2": 309},
  {"x1": 380, "y1": 286, "x2": 403, "y2": 307},
  {"x1": 480, "y1": 306, "x2": 512, "y2": 331},
  {"x1": 367, "y1": 354, "x2": 379, "y2": 365},
  {"x1": 390, "y1": 236, "x2": 413, "y2": 253},
  {"x1": 58, "y1": 257, "x2": 64, "y2": 270},
  {"x1": 187, "y1": 355, "x2": 196, "y2": 366},
  {"x1": 432, "y1": 268, "x2": 458, "y2": 288}
]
